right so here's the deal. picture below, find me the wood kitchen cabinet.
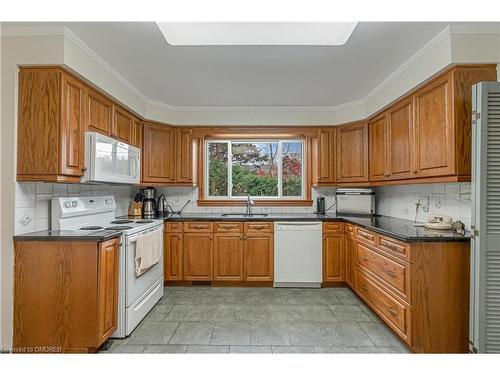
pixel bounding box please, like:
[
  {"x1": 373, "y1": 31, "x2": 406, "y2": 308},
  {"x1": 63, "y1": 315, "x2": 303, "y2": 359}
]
[
  {"x1": 213, "y1": 222, "x2": 244, "y2": 281},
  {"x1": 142, "y1": 122, "x2": 176, "y2": 184},
  {"x1": 18, "y1": 67, "x2": 86, "y2": 182},
  {"x1": 336, "y1": 122, "x2": 369, "y2": 184},
  {"x1": 369, "y1": 114, "x2": 389, "y2": 181},
  {"x1": 164, "y1": 223, "x2": 184, "y2": 281},
  {"x1": 112, "y1": 105, "x2": 135, "y2": 144},
  {"x1": 314, "y1": 128, "x2": 336, "y2": 184},
  {"x1": 345, "y1": 224, "x2": 356, "y2": 288},
  {"x1": 183, "y1": 222, "x2": 214, "y2": 281},
  {"x1": 175, "y1": 127, "x2": 197, "y2": 184},
  {"x1": 132, "y1": 118, "x2": 143, "y2": 149},
  {"x1": 13, "y1": 238, "x2": 120, "y2": 353},
  {"x1": 322, "y1": 223, "x2": 345, "y2": 282},
  {"x1": 244, "y1": 222, "x2": 274, "y2": 282},
  {"x1": 86, "y1": 88, "x2": 113, "y2": 135}
]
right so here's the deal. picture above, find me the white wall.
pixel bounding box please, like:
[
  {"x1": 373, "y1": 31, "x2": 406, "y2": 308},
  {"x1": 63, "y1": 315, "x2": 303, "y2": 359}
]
[{"x1": 375, "y1": 183, "x2": 472, "y2": 229}]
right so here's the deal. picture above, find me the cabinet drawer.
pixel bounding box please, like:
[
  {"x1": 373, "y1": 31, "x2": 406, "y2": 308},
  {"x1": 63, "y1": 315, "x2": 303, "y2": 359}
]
[
  {"x1": 357, "y1": 243, "x2": 410, "y2": 302},
  {"x1": 357, "y1": 270, "x2": 410, "y2": 341},
  {"x1": 183, "y1": 222, "x2": 213, "y2": 233},
  {"x1": 214, "y1": 222, "x2": 243, "y2": 233},
  {"x1": 165, "y1": 222, "x2": 182, "y2": 233},
  {"x1": 356, "y1": 227, "x2": 377, "y2": 247},
  {"x1": 379, "y1": 235, "x2": 410, "y2": 261},
  {"x1": 245, "y1": 222, "x2": 273, "y2": 233},
  {"x1": 323, "y1": 222, "x2": 344, "y2": 234}
]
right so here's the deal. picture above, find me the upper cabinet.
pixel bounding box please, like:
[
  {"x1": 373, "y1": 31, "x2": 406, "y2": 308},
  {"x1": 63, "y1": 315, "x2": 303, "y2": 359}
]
[
  {"x1": 369, "y1": 97, "x2": 414, "y2": 182},
  {"x1": 18, "y1": 67, "x2": 86, "y2": 182},
  {"x1": 112, "y1": 105, "x2": 135, "y2": 144},
  {"x1": 142, "y1": 122, "x2": 176, "y2": 184},
  {"x1": 86, "y1": 88, "x2": 113, "y2": 135},
  {"x1": 141, "y1": 123, "x2": 197, "y2": 185},
  {"x1": 336, "y1": 122, "x2": 369, "y2": 183},
  {"x1": 314, "y1": 128, "x2": 336, "y2": 185}
]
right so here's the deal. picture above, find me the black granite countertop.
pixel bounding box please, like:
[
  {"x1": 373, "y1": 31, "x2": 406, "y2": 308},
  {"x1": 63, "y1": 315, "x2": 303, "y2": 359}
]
[
  {"x1": 162, "y1": 212, "x2": 470, "y2": 243},
  {"x1": 13, "y1": 229, "x2": 123, "y2": 242}
]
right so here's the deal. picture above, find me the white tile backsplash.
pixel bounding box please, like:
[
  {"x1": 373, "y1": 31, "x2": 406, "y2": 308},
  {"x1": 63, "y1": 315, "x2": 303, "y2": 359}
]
[
  {"x1": 375, "y1": 182, "x2": 472, "y2": 229},
  {"x1": 14, "y1": 182, "x2": 135, "y2": 234}
]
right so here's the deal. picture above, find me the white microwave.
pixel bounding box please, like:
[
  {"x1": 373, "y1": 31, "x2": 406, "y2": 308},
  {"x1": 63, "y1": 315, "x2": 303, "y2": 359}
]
[{"x1": 82, "y1": 131, "x2": 140, "y2": 185}]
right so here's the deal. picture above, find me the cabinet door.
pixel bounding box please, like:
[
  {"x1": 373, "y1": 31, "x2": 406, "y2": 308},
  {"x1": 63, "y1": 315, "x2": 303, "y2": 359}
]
[
  {"x1": 244, "y1": 234, "x2": 273, "y2": 281},
  {"x1": 336, "y1": 123, "x2": 369, "y2": 183},
  {"x1": 413, "y1": 73, "x2": 454, "y2": 177},
  {"x1": 60, "y1": 73, "x2": 86, "y2": 177},
  {"x1": 387, "y1": 98, "x2": 414, "y2": 180},
  {"x1": 316, "y1": 128, "x2": 336, "y2": 183},
  {"x1": 214, "y1": 233, "x2": 244, "y2": 281},
  {"x1": 164, "y1": 232, "x2": 183, "y2": 281},
  {"x1": 142, "y1": 123, "x2": 175, "y2": 183},
  {"x1": 175, "y1": 128, "x2": 193, "y2": 183},
  {"x1": 112, "y1": 106, "x2": 134, "y2": 144},
  {"x1": 86, "y1": 89, "x2": 113, "y2": 135},
  {"x1": 345, "y1": 235, "x2": 355, "y2": 288},
  {"x1": 132, "y1": 118, "x2": 143, "y2": 149},
  {"x1": 323, "y1": 234, "x2": 345, "y2": 282},
  {"x1": 183, "y1": 232, "x2": 213, "y2": 281},
  {"x1": 97, "y1": 238, "x2": 119, "y2": 342},
  {"x1": 369, "y1": 114, "x2": 388, "y2": 181}
]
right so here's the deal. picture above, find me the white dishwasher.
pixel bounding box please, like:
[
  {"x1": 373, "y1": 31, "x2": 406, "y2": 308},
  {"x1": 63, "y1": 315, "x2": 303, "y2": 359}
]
[{"x1": 274, "y1": 222, "x2": 322, "y2": 288}]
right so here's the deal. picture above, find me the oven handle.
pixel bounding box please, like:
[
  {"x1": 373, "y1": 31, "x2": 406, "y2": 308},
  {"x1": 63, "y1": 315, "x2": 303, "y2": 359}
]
[{"x1": 127, "y1": 225, "x2": 163, "y2": 245}]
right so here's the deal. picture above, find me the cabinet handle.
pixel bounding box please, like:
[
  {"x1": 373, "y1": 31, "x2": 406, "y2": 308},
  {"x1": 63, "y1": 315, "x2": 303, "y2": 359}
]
[
  {"x1": 361, "y1": 256, "x2": 369, "y2": 261},
  {"x1": 386, "y1": 306, "x2": 398, "y2": 317},
  {"x1": 240, "y1": 235, "x2": 244, "y2": 240},
  {"x1": 412, "y1": 169, "x2": 417, "y2": 174},
  {"x1": 361, "y1": 285, "x2": 369, "y2": 292},
  {"x1": 82, "y1": 167, "x2": 87, "y2": 172}
]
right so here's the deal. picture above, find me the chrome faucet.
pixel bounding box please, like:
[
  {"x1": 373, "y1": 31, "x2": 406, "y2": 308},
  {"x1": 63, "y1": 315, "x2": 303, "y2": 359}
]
[{"x1": 245, "y1": 194, "x2": 254, "y2": 216}]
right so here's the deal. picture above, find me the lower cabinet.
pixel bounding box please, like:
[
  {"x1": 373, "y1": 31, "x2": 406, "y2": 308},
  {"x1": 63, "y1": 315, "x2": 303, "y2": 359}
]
[
  {"x1": 164, "y1": 221, "x2": 274, "y2": 283},
  {"x1": 345, "y1": 224, "x2": 356, "y2": 288},
  {"x1": 322, "y1": 222, "x2": 345, "y2": 282},
  {"x1": 183, "y1": 232, "x2": 214, "y2": 281},
  {"x1": 13, "y1": 238, "x2": 120, "y2": 353}
]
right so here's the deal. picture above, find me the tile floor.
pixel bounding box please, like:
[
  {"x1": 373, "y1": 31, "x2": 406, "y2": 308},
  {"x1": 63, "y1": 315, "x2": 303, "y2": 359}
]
[{"x1": 102, "y1": 286, "x2": 411, "y2": 354}]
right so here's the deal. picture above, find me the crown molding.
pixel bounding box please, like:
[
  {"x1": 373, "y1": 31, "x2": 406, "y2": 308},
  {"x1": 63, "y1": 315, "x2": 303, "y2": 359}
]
[{"x1": 2, "y1": 23, "x2": 499, "y2": 123}]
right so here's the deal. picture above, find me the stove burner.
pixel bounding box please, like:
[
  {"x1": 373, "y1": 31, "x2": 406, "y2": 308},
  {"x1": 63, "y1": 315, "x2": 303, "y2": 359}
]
[
  {"x1": 136, "y1": 220, "x2": 153, "y2": 223},
  {"x1": 110, "y1": 219, "x2": 134, "y2": 224},
  {"x1": 79, "y1": 226, "x2": 104, "y2": 231},
  {"x1": 106, "y1": 226, "x2": 133, "y2": 231}
]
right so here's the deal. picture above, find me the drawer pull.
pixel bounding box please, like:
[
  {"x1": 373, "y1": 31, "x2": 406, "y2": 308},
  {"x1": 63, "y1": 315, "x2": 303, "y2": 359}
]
[
  {"x1": 386, "y1": 306, "x2": 398, "y2": 317},
  {"x1": 361, "y1": 256, "x2": 369, "y2": 261},
  {"x1": 361, "y1": 285, "x2": 369, "y2": 292}
]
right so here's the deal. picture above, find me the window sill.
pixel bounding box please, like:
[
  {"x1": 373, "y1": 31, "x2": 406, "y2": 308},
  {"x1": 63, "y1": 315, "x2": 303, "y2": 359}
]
[{"x1": 197, "y1": 199, "x2": 313, "y2": 207}]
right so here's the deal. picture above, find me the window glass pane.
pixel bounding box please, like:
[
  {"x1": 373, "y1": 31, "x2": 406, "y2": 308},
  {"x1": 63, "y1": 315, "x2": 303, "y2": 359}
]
[
  {"x1": 208, "y1": 142, "x2": 228, "y2": 196},
  {"x1": 282, "y1": 141, "x2": 303, "y2": 197},
  {"x1": 231, "y1": 142, "x2": 279, "y2": 197}
]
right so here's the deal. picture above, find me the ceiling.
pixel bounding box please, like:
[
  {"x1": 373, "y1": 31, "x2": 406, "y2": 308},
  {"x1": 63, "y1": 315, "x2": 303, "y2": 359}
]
[{"x1": 9, "y1": 22, "x2": 464, "y2": 107}]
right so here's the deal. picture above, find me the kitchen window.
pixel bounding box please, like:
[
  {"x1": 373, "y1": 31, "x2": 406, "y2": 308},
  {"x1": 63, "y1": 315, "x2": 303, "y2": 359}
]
[{"x1": 205, "y1": 139, "x2": 305, "y2": 200}]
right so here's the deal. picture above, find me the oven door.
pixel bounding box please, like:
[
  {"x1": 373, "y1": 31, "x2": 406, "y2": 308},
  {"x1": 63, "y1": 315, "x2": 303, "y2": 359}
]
[
  {"x1": 83, "y1": 131, "x2": 140, "y2": 184},
  {"x1": 125, "y1": 225, "x2": 164, "y2": 307}
]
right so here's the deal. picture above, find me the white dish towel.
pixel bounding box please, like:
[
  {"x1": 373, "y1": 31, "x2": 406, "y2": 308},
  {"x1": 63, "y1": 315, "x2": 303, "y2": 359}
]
[{"x1": 135, "y1": 229, "x2": 162, "y2": 276}]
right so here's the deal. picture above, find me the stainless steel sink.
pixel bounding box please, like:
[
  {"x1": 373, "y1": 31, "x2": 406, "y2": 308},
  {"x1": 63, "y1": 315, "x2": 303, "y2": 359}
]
[{"x1": 220, "y1": 213, "x2": 269, "y2": 218}]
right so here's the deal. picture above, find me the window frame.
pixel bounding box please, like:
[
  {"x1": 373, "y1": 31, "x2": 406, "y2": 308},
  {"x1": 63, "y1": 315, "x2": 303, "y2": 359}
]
[{"x1": 204, "y1": 138, "x2": 306, "y2": 201}]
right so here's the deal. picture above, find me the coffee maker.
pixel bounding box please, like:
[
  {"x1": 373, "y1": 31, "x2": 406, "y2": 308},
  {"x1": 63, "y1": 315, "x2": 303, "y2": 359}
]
[{"x1": 141, "y1": 187, "x2": 157, "y2": 218}]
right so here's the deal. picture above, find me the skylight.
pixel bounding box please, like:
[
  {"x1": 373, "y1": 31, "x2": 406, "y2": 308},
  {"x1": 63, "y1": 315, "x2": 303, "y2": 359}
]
[{"x1": 156, "y1": 22, "x2": 358, "y2": 46}]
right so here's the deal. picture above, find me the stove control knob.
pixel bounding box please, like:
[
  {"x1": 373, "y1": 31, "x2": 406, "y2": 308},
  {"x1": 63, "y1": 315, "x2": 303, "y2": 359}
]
[
  {"x1": 64, "y1": 201, "x2": 71, "y2": 208},
  {"x1": 105, "y1": 199, "x2": 112, "y2": 205},
  {"x1": 71, "y1": 201, "x2": 78, "y2": 207}
]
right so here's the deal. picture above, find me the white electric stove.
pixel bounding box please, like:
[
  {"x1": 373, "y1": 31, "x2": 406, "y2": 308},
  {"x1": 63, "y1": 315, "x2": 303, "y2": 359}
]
[{"x1": 52, "y1": 195, "x2": 164, "y2": 338}]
